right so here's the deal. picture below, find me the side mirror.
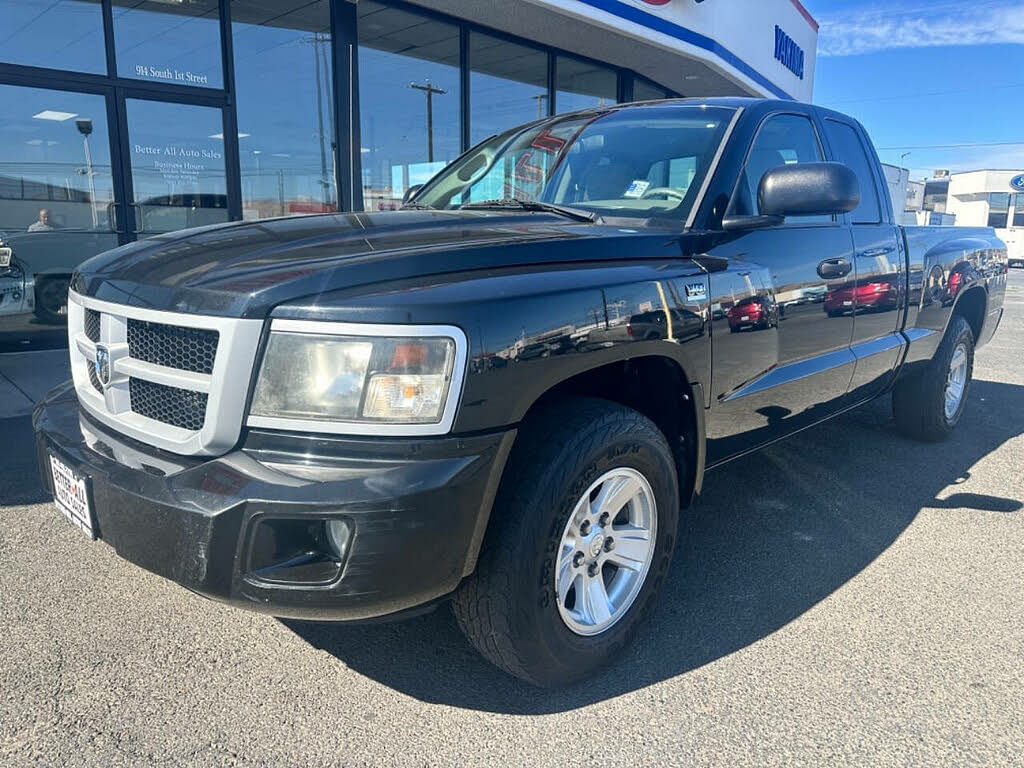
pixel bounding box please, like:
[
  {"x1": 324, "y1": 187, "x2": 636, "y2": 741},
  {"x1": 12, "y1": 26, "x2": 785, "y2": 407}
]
[
  {"x1": 760, "y1": 162, "x2": 859, "y2": 218},
  {"x1": 722, "y1": 162, "x2": 859, "y2": 231},
  {"x1": 402, "y1": 184, "x2": 423, "y2": 205}
]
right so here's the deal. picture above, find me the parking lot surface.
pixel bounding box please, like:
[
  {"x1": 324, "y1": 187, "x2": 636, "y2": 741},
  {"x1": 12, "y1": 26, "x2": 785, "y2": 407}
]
[{"x1": 2, "y1": 271, "x2": 1022, "y2": 767}]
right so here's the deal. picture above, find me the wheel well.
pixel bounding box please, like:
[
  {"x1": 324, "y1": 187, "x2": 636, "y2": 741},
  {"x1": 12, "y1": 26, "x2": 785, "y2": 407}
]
[
  {"x1": 953, "y1": 286, "x2": 986, "y2": 342},
  {"x1": 527, "y1": 357, "x2": 699, "y2": 504}
]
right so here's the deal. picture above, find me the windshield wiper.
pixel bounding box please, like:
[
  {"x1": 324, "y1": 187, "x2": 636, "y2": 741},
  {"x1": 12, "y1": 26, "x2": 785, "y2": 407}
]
[
  {"x1": 460, "y1": 198, "x2": 600, "y2": 223},
  {"x1": 400, "y1": 201, "x2": 435, "y2": 210}
]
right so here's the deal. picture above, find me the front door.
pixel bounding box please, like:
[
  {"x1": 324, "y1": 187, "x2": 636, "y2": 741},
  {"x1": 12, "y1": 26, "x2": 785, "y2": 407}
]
[
  {"x1": 117, "y1": 94, "x2": 231, "y2": 239},
  {"x1": 704, "y1": 112, "x2": 857, "y2": 465}
]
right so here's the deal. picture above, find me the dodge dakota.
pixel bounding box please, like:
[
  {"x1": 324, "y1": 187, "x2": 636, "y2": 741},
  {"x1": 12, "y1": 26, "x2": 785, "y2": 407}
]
[{"x1": 34, "y1": 98, "x2": 1007, "y2": 686}]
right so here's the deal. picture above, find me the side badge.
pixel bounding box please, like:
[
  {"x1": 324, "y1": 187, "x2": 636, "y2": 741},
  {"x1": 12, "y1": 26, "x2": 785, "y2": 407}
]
[{"x1": 685, "y1": 282, "x2": 707, "y2": 301}]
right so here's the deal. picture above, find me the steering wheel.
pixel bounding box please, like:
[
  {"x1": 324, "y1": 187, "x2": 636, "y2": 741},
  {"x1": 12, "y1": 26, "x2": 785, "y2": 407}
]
[{"x1": 640, "y1": 187, "x2": 686, "y2": 201}]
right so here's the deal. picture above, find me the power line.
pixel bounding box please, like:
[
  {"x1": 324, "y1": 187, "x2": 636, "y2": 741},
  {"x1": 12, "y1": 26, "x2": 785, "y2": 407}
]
[
  {"x1": 825, "y1": 81, "x2": 1024, "y2": 107},
  {"x1": 875, "y1": 141, "x2": 1024, "y2": 151}
]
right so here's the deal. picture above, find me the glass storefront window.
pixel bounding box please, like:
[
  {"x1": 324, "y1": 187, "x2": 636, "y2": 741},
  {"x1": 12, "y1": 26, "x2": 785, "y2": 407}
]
[
  {"x1": 1014, "y1": 194, "x2": 1024, "y2": 228},
  {"x1": 470, "y1": 33, "x2": 549, "y2": 144},
  {"x1": 0, "y1": 0, "x2": 106, "y2": 73},
  {"x1": 0, "y1": 84, "x2": 118, "y2": 346},
  {"x1": 555, "y1": 56, "x2": 617, "y2": 114},
  {"x1": 633, "y1": 78, "x2": 671, "y2": 102},
  {"x1": 988, "y1": 192, "x2": 1010, "y2": 229},
  {"x1": 125, "y1": 99, "x2": 229, "y2": 234},
  {"x1": 112, "y1": 0, "x2": 223, "y2": 88},
  {"x1": 358, "y1": 1, "x2": 461, "y2": 211},
  {"x1": 232, "y1": 1, "x2": 336, "y2": 219}
]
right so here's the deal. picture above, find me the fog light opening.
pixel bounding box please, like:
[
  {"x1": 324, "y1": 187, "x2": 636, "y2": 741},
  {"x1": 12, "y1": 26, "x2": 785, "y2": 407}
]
[{"x1": 325, "y1": 519, "x2": 352, "y2": 561}]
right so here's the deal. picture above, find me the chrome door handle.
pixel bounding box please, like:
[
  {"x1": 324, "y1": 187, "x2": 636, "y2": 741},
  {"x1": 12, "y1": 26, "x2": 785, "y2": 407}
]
[{"x1": 858, "y1": 246, "x2": 896, "y2": 259}]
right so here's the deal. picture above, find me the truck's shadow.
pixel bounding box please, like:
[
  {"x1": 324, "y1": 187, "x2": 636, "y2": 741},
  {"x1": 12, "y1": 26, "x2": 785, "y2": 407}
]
[{"x1": 285, "y1": 379, "x2": 1020, "y2": 713}]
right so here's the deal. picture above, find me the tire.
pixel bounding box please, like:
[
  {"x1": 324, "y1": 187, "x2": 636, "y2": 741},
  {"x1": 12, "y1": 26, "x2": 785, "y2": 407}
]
[
  {"x1": 452, "y1": 397, "x2": 679, "y2": 687},
  {"x1": 34, "y1": 276, "x2": 70, "y2": 325},
  {"x1": 893, "y1": 314, "x2": 975, "y2": 441}
]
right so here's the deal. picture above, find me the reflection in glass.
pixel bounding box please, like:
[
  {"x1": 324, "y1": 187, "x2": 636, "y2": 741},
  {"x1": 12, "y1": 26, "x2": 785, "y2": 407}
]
[
  {"x1": 0, "y1": 0, "x2": 105, "y2": 73},
  {"x1": 125, "y1": 99, "x2": 228, "y2": 234},
  {"x1": 555, "y1": 56, "x2": 617, "y2": 114},
  {"x1": 232, "y1": 1, "x2": 336, "y2": 219},
  {"x1": 358, "y1": 1, "x2": 461, "y2": 211},
  {"x1": 0, "y1": 85, "x2": 118, "y2": 346},
  {"x1": 113, "y1": 0, "x2": 223, "y2": 88},
  {"x1": 632, "y1": 78, "x2": 671, "y2": 102},
  {"x1": 470, "y1": 33, "x2": 549, "y2": 144}
]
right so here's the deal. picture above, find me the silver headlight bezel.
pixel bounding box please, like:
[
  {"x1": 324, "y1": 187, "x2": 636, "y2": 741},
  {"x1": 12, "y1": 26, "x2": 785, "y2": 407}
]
[{"x1": 246, "y1": 318, "x2": 469, "y2": 437}]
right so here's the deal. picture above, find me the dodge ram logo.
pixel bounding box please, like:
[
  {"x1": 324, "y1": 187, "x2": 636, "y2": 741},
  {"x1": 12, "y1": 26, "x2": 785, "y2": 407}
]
[{"x1": 95, "y1": 346, "x2": 111, "y2": 388}]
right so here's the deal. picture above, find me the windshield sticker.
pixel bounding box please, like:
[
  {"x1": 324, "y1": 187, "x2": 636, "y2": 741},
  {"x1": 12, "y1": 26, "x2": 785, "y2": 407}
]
[{"x1": 624, "y1": 180, "x2": 650, "y2": 198}]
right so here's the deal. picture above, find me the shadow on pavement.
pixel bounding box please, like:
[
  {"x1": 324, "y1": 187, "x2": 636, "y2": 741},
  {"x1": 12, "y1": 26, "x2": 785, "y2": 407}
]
[
  {"x1": 285, "y1": 379, "x2": 1024, "y2": 713},
  {"x1": 0, "y1": 415, "x2": 49, "y2": 506}
]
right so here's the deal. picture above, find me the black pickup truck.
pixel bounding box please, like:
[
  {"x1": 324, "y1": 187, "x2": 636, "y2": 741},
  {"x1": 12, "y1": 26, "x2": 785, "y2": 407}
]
[{"x1": 34, "y1": 98, "x2": 1007, "y2": 686}]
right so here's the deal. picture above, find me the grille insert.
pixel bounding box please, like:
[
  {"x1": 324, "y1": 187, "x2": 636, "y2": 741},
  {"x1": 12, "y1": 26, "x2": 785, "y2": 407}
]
[
  {"x1": 127, "y1": 319, "x2": 218, "y2": 375},
  {"x1": 129, "y1": 378, "x2": 208, "y2": 431},
  {"x1": 87, "y1": 362, "x2": 102, "y2": 393},
  {"x1": 84, "y1": 309, "x2": 100, "y2": 342}
]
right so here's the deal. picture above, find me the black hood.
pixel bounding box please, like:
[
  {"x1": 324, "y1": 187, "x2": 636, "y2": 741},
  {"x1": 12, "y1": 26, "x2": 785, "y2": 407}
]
[{"x1": 73, "y1": 210, "x2": 676, "y2": 317}]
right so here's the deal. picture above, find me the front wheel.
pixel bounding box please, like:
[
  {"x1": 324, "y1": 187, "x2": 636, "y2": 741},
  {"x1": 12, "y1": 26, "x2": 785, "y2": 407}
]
[
  {"x1": 893, "y1": 314, "x2": 975, "y2": 441},
  {"x1": 452, "y1": 397, "x2": 679, "y2": 687}
]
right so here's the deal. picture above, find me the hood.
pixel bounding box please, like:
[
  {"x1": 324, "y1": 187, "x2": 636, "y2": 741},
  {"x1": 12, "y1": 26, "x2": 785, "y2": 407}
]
[{"x1": 73, "y1": 210, "x2": 670, "y2": 317}]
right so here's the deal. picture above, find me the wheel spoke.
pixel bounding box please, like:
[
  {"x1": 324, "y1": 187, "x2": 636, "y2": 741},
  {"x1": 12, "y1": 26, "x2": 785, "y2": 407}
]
[
  {"x1": 607, "y1": 525, "x2": 651, "y2": 571},
  {"x1": 592, "y1": 474, "x2": 640, "y2": 519},
  {"x1": 556, "y1": 557, "x2": 577, "y2": 605},
  {"x1": 582, "y1": 576, "x2": 612, "y2": 624}
]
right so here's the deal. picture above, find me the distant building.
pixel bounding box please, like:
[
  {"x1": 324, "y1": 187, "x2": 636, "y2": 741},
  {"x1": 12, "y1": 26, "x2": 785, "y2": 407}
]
[{"x1": 945, "y1": 170, "x2": 1024, "y2": 262}]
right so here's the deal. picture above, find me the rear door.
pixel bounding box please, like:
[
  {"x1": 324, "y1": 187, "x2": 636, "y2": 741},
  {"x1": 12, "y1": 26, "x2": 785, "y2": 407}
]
[
  {"x1": 821, "y1": 118, "x2": 905, "y2": 402},
  {"x1": 704, "y1": 112, "x2": 857, "y2": 464}
]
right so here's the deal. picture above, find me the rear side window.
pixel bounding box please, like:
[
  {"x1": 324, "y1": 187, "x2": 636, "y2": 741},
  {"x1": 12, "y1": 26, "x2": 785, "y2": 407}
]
[
  {"x1": 730, "y1": 113, "x2": 830, "y2": 225},
  {"x1": 824, "y1": 120, "x2": 882, "y2": 224}
]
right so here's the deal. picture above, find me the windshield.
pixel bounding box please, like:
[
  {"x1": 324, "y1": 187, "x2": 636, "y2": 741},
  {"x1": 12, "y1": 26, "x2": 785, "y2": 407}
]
[{"x1": 412, "y1": 105, "x2": 737, "y2": 222}]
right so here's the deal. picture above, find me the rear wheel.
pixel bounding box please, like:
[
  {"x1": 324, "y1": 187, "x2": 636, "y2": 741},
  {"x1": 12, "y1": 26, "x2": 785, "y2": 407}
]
[
  {"x1": 452, "y1": 397, "x2": 679, "y2": 687},
  {"x1": 893, "y1": 314, "x2": 975, "y2": 441}
]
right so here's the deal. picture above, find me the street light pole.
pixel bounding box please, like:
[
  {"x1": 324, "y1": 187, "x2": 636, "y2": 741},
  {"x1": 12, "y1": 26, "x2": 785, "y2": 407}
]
[
  {"x1": 410, "y1": 80, "x2": 447, "y2": 163},
  {"x1": 76, "y1": 118, "x2": 99, "y2": 230}
]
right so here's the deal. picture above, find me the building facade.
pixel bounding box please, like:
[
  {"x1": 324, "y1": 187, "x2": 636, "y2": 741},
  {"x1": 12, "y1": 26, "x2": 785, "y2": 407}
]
[
  {"x1": 944, "y1": 170, "x2": 1024, "y2": 264},
  {"x1": 0, "y1": 0, "x2": 817, "y2": 348}
]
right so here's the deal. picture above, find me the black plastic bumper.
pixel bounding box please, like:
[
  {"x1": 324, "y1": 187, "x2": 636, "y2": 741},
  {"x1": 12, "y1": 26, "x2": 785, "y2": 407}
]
[{"x1": 33, "y1": 382, "x2": 515, "y2": 621}]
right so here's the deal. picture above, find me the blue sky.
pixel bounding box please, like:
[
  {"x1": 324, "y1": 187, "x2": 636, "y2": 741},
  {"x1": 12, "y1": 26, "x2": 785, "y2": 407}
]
[{"x1": 805, "y1": 0, "x2": 1024, "y2": 180}]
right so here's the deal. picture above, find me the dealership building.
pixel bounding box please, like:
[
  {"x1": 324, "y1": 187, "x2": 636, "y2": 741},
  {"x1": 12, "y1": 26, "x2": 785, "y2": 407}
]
[{"x1": 0, "y1": 0, "x2": 818, "y2": 347}]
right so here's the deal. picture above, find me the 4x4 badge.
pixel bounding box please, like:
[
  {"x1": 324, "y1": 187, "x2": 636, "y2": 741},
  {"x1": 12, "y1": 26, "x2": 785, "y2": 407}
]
[
  {"x1": 685, "y1": 282, "x2": 707, "y2": 300},
  {"x1": 95, "y1": 346, "x2": 111, "y2": 387}
]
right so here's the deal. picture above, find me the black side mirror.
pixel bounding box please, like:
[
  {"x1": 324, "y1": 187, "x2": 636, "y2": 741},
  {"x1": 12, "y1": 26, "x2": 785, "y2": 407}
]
[
  {"x1": 402, "y1": 184, "x2": 423, "y2": 205},
  {"x1": 759, "y1": 161, "x2": 859, "y2": 218},
  {"x1": 722, "y1": 162, "x2": 859, "y2": 231}
]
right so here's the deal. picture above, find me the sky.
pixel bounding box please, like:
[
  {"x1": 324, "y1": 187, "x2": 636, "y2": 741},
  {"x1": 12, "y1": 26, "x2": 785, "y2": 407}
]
[{"x1": 805, "y1": 0, "x2": 1024, "y2": 180}]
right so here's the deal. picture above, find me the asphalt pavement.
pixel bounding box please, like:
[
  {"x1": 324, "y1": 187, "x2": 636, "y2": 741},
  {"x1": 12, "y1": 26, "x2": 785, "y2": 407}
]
[{"x1": 2, "y1": 272, "x2": 1022, "y2": 767}]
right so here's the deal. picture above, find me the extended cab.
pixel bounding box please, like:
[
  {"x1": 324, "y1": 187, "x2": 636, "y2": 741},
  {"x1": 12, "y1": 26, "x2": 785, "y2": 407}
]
[{"x1": 34, "y1": 99, "x2": 1008, "y2": 686}]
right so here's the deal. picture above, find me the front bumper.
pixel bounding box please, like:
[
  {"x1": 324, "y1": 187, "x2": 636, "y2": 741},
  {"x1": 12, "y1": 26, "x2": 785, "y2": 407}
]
[{"x1": 34, "y1": 382, "x2": 515, "y2": 621}]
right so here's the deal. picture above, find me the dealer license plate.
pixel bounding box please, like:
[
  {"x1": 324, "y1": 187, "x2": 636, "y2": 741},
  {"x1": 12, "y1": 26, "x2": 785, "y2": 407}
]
[
  {"x1": 740, "y1": 315, "x2": 750, "y2": 321},
  {"x1": 843, "y1": 300, "x2": 853, "y2": 307},
  {"x1": 49, "y1": 452, "x2": 96, "y2": 539}
]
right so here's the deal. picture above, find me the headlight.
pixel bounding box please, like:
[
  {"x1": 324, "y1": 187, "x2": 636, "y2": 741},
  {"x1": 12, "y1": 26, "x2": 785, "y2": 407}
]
[{"x1": 247, "y1": 319, "x2": 467, "y2": 435}]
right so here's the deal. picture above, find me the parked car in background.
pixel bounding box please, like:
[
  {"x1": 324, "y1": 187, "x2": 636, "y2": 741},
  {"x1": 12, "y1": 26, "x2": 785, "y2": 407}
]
[{"x1": 34, "y1": 99, "x2": 1007, "y2": 686}]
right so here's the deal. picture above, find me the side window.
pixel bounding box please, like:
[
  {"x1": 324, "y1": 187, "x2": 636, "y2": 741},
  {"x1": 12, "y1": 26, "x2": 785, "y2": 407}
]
[
  {"x1": 731, "y1": 113, "x2": 830, "y2": 224},
  {"x1": 823, "y1": 120, "x2": 882, "y2": 225}
]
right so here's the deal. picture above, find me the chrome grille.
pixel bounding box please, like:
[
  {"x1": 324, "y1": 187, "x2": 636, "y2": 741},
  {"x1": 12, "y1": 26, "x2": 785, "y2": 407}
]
[
  {"x1": 84, "y1": 309, "x2": 100, "y2": 342},
  {"x1": 127, "y1": 319, "x2": 218, "y2": 375},
  {"x1": 67, "y1": 291, "x2": 264, "y2": 456},
  {"x1": 129, "y1": 378, "x2": 208, "y2": 431}
]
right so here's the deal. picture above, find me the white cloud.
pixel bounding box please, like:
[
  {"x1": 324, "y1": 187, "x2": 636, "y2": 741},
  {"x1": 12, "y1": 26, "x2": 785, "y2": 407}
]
[{"x1": 817, "y1": 2, "x2": 1024, "y2": 57}]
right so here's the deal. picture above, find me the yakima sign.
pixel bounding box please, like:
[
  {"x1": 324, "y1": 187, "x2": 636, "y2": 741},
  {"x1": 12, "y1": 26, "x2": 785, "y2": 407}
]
[{"x1": 774, "y1": 25, "x2": 805, "y2": 80}]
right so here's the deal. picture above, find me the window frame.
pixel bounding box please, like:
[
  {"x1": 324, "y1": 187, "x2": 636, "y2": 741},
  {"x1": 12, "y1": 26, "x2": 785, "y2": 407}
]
[{"x1": 725, "y1": 109, "x2": 840, "y2": 228}]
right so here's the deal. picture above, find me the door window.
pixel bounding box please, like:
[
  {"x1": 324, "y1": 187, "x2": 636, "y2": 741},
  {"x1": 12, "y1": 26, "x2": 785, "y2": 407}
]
[
  {"x1": 731, "y1": 113, "x2": 829, "y2": 224},
  {"x1": 125, "y1": 99, "x2": 229, "y2": 234},
  {"x1": 823, "y1": 120, "x2": 882, "y2": 224}
]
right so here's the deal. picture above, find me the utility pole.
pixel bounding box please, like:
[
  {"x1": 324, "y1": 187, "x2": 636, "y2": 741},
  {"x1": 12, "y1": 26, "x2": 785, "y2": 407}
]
[
  {"x1": 76, "y1": 118, "x2": 99, "y2": 230},
  {"x1": 410, "y1": 79, "x2": 447, "y2": 163}
]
